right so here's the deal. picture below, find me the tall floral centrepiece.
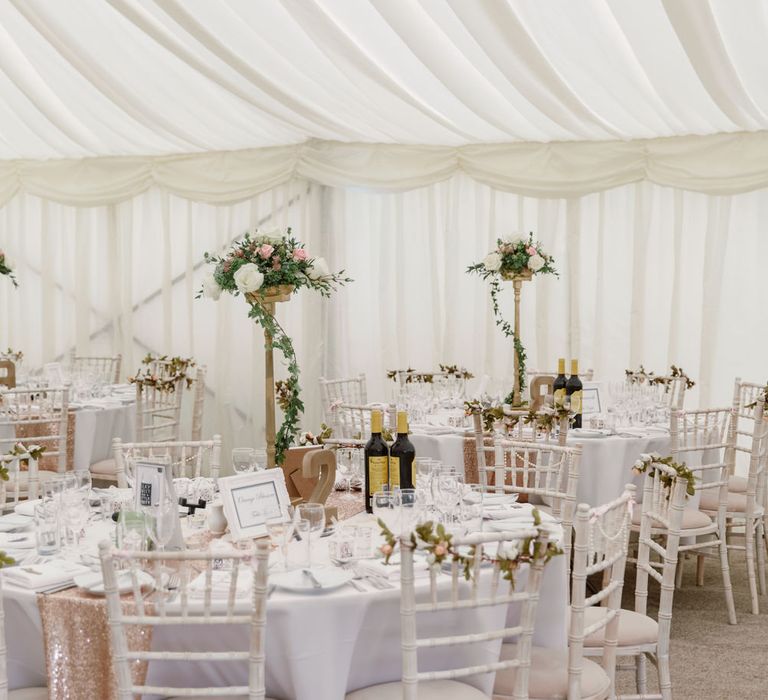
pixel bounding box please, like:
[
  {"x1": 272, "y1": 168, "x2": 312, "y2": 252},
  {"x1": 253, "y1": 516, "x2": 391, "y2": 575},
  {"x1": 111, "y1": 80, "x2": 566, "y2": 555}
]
[
  {"x1": 467, "y1": 232, "x2": 557, "y2": 405},
  {"x1": 198, "y1": 228, "x2": 351, "y2": 465},
  {"x1": 0, "y1": 250, "x2": 17, "y2": 287}
]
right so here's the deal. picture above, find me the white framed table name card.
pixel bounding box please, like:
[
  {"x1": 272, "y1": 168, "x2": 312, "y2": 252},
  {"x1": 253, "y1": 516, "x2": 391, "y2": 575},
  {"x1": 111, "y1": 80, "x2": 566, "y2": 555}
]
[{"x1": 219, "y1": 469, "x2": 292, "y2": 540}]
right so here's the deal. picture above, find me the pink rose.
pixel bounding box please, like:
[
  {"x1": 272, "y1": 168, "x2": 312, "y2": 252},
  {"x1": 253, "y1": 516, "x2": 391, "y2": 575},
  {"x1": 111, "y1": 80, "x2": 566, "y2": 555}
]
[
  {"x1": 381, "y1": 543, "x2": 393, "y2": 556},
  {"x1": 235, "y1": 249, "x2": 245, "y2": 258},
  {"x1": 527, "y1": 246, "x2": 537, "y2": 256},
  {"x1": 258, "y1": 244, "x2": 274, "y2": 259},
  {"x1": 433, "y1": 544, "x2": 446, "y2": 557},
  {"x1": 293, "y1": 248, "x2": 308, "y2": 261}
]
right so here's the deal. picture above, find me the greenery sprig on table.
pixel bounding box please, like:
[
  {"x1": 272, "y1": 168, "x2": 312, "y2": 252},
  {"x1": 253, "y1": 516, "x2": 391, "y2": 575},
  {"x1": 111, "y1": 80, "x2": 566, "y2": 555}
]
[
  {"x1": 1, "y1": 348, "x2": 22, "y2": 362},
  {"x1": 632, "y1": 453, "x2": 696, "y2": 498},
  {"x1": 467, "y1": 233, "x2": 557, "y2": 401},
  {"x1": 129, "y1": 354, "x2": 196, "y2": 393},
  {"x1": 377, "y1": 510, "x2": 562, "y2": 585},
  {"x1": 0, "y1": 250, "x2": 17, "y2": 288},
  {"x1": 197, "y1": 228, "x2": 351, "y2": 465}
]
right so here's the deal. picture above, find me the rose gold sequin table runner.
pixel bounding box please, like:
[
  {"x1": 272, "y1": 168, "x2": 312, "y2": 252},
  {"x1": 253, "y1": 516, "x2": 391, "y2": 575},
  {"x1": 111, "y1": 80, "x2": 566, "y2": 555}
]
[{"x1": 38, "y1": 588, "x2": 152, "y2": 700}]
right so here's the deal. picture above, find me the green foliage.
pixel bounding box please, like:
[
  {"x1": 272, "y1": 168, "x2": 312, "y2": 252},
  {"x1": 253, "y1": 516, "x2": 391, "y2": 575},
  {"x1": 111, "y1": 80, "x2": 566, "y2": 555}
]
[
  {"x1": 130, "y1": 355, "x2": 196, "y2": 392},
  {"x1": 633, "y1": 453, "x2": 697, "y2": 498},
  {"x1": 0, "y1": 252, "x2": 17, "y2": 288}
]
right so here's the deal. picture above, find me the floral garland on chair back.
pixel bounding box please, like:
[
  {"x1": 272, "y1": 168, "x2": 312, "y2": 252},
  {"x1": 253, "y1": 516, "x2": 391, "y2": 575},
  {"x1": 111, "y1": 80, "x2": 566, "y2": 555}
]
[
  {"x1": 198, "y1": 228, "x2": 351, "y2": 465},
  {"x1": 467, "y1": 233, "x2": 557, "y2": 401}
]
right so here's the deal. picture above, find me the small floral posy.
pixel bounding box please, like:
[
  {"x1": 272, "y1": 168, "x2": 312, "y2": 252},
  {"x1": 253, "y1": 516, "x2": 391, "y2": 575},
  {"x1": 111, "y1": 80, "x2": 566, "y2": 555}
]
[
  {"x1": 632, "y1": 452, "x2": 696, "y2": 498},
  {"x1": 467, "y1": 233, "x2": 557, "y2": 400},
  {"x1": 0, "y1": 250, "x2": 17, "y2": 288},
  {"x1": 298, "y1": 423, "x2": 333, "y2": 446},
  {"x1": 198, "y1": 228, "x2": 351, "y2": 465},
  {"x1": 129, "y1": 354, "x2": 196, "y2": 393}
]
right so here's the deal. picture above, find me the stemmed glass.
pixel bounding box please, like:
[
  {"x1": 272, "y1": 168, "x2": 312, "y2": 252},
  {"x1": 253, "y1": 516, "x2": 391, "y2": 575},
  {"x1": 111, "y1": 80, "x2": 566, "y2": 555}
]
[
  {"x1": 61, "y1": 488, "x2": 89, "y2": 551},
  {"x1": 144, "y1": 497, "x2": 178, "y2": 554},
  {"x1": 297, "y1": 503, "x2": 325, "y2": 567},
  {"x1": 336, "y1": 448, "x2": 358, "y2": 501},
  {"x1": 232, "y1": 448, "x2": 256, "y2": 474},
  {"x1": 266, "y1": 516, "x2": 293, "y2": 570}
]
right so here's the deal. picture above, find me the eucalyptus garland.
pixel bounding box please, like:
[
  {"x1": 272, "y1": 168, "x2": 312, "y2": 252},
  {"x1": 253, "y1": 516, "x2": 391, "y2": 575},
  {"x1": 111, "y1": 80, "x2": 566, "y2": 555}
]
[
  {"x1": 488, "y1": 277, "x2": 528, "y2": 400},
  {"x1": 632, "y1": 453, "x2": 696, "y2": 498},
  {"x1": 248, "y1": 301, "x2": 303, "y2": 466}
]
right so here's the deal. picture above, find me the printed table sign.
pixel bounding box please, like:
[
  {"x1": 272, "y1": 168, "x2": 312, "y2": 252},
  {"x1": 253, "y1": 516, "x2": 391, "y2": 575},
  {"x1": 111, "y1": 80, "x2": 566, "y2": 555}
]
[{"x1": 219, "y1": 469, "x2": 292, "y2": 540}]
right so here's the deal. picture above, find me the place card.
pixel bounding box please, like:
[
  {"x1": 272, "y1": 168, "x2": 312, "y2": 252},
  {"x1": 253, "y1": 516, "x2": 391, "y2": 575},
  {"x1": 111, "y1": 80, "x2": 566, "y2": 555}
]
[
  {"x1": 219, "y1": 469, "x2": 292, "y2": 541},
  {"x1": 133, "y1": 461, "x2": 168, "y2": 510},
  {"x1": 582, "y1": 382, "x2": 602, "y2": 415}
]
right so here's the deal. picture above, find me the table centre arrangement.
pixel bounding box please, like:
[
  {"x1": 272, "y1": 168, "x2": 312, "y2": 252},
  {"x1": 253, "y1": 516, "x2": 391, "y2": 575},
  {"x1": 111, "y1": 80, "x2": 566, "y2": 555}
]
[
  {"x1": 198, "y1": 228, "x2": 351, "y2": 466},
  {"x1": 467, "y1": 232, "x2": 557, "y2": 406}
]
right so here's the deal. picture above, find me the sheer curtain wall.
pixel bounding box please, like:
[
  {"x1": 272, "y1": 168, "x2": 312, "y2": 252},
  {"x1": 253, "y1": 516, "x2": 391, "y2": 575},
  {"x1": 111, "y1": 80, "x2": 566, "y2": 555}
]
[{"x1": 1, "y1": 174, "x2": 766, "y2": 458}]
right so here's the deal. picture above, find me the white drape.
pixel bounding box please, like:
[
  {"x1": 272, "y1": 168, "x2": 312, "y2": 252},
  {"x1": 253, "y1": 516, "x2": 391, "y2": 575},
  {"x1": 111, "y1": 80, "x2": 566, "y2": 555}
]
[
  {"x1": 4, "y1": 131, "x2": 768, "y2": 207},
  {"x1": 2, "y1": 175, "x2": 766, "y2": 456}
]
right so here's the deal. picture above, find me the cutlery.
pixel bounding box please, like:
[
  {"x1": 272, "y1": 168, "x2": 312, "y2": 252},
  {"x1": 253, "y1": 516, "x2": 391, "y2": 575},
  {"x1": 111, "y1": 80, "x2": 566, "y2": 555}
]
[
  {"x1": 22, "y1": 567, "x2": 43, "y2": 575},
  {"x1": 347, "y1": 578, "x2": 366, "y2": 592},
  {"x1": 302, "y1": 569, "x2": 323, "y2": 589}
]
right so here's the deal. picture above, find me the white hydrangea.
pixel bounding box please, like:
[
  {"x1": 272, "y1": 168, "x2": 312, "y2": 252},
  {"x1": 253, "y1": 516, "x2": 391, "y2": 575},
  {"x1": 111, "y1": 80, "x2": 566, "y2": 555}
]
[
  {"x1": 483, "y1": 252, "x2": 502, "y2": 272},
  {"x1": 527, "y1": 253, "x2": 545, "y2": 272},
  {"x1": 233, "y1": 263, "x2": 264, "y2": 294}
]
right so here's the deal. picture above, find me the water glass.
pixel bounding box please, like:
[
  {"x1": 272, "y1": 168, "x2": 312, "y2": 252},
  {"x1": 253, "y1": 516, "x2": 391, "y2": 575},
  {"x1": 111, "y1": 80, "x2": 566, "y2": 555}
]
[
  {"x1": 61, "y1": 489, "x2": 89, "y2": 550},
  {"x1": 297, "y1": 502, "x2": 325, "y2": 566},
  {"x1": 329, "y1": 525, "x2": 356, "y2": 561},
  {"x1": 285, "y1": 519, "x2": 311, "y2": 570},
  {"x1": 354, "y1": 526, "x2": 373, "y2": 559},
  {"x1": 266, "y1": 517, "x2": 293, "y2": 570},
  {"x1": 232, "y1": 448, "x2": 256, "y2": 474},
  {"x1": 395, "y1": 488, "x2": 422, "y2": 535},
  {"x1": 144, "y1": 497, "x2": 178, "y2": 553},
  {"x1": 372, "y1": 490, "x2": 398, "y2": 533},
  {"x1": 253, "y1": 448, "x2": 268, "y2": 471},
  {"x1": 116, "y1": 511, "x2": 147, "y2": 552},
  {"x1": 34, "y1": 499, "x2": 60, "y2": 556}
]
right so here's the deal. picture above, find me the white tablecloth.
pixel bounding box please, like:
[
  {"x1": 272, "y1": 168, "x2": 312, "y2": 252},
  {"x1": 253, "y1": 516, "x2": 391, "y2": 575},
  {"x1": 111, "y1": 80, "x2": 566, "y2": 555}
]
[
  {"x1": 72, "y1": 400, "x2": 135, "y2": 469},
  {"x1": 4, "y1": 512, "x2": 567, "y2": 699},
  {"x1": 411, "y1": 429, "x2": 672, "y2": 507}
]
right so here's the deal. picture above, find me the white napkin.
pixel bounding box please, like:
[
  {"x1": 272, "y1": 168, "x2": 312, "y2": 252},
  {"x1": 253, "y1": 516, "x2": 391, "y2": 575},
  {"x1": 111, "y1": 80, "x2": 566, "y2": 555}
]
[
  {"x1": 187, "y1": 569, "x2": 253, "y2": 600},
  {"x1": 0, "y1": 532, "x2": 35, "y2": 549},
  {"x1": 0, "y1": 513, "x2": 33, "y2": 533},
  {"x1": 483, "y1": 504, "x2": 528, "y2": 520},
  {"x1": 356, "y1": 558, "x2": 430, "y2": 581},
  {"x1": 3, "y1": 561, "x2": 91, "y2": 592},
  {"x1": 14, "y1": 499, "x2": 41, "y2": 517}
]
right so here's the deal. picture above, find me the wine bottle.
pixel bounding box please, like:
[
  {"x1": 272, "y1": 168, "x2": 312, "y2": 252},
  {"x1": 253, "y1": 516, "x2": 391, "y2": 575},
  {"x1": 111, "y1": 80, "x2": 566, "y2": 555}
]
[
  {"x1": 389, "y1": 411, "x2": 415, "y2": 490},
  {"x1": 553, "y1": 357, "x2": 567, "y2": 409},
  {"x1": 364, "y1": 409, "x2": 389, "y2": 513},
  {"x1": 566, "y1": 359, "x2": 583, "y2": 429}
]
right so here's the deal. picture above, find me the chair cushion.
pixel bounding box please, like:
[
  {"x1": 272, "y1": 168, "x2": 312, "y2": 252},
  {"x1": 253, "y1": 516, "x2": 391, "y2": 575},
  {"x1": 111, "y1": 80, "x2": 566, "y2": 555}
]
[
  {"x1": 631, "y1": 506, "x2": 712, "y2": 530},
  {"x1": 89, "y1": 458, "x2": 117, "y2": 476},
  {"x1": 9, "y1": 688, "x2": 49, "y2": 700},
  {"x1": 494, "y1": 645, "x2": 609, "y2": 700},
  {"x1": 346, "y1": 680, "x2": 488, "y2": 700},
  {"x1": 699, "y1": 489, "x2": 750, "y2": 513},
  {"x1": 581, "y1": 608, "x2": 658, "y2": 648},
  {"x1": 728, "y1": 475, "x2": 747, "y2": 493}
]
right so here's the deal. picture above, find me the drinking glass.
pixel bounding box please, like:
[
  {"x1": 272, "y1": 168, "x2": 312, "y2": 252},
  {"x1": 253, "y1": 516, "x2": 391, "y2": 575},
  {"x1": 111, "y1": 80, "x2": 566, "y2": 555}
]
[
  {"x1": 297, "y1": 503, "x2": 325, "y2": 566},
  {"x1": 285, "y1": 519, "x2": 310, "y2": 570},
  {"x1": 266, "y1": 517, "x2": 293, "y2": 570},
  {"x1": 336, "y1": 448, "x2": 358, "y2": 500},
  {"x1": 395, "y1": 488, "x2": 422, "y2": 535},
  {"x1": 372, "y1": 490, "x2": 398, "y2": 533},
  {"x1": 253, "y1": 448, "x2": 268, "y2": 471},
  {"x1": 74, "y1": 469, "x2": 92, "y2": 495},
  {"x1": 61, "y1": 489, "x2": 89, "y2": 550},
  {"x1": 232, "y1": 448, "x2": 256, "y2": 474},
  {"x1": 34, "y1": 499, "x2": 60, "y2": 556},
  {"x1": 43, "y1": 474, "x2": 66, "y2": 502},
  {"x1": 460, "y1": 484, "x2": 484, "y2": 534},
  {"x1": 144, "y1": 497, "x2": 178, "y2": 554}
]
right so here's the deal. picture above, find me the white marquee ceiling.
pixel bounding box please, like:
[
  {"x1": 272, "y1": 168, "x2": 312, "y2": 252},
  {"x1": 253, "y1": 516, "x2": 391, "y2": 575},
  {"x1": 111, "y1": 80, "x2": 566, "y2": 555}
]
[{"x1": 2, "y1": 0, "x2": 768, "y2": 161}]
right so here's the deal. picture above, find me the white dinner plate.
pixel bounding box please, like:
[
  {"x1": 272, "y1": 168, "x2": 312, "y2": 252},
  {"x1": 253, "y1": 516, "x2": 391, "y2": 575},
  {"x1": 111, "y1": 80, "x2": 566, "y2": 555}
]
[
  {"x1": 73, "y1": 570, "x2": 155, "y2": 596},
  {"x1": 271, "y1": 567, "x2": 353, "y2": 593},
  {"x1": 570, "y1": 428, "x2": 612, "y2": 439},
  {"x1": 0, "y1": 513, "x2": 33, "y2": 533}
]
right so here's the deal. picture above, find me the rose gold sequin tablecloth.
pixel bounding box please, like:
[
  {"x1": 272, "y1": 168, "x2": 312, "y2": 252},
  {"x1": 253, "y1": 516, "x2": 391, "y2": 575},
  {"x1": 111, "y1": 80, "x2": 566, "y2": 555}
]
[{"x1": 37, "y1": 588, "x2": 152, "y2": 700}]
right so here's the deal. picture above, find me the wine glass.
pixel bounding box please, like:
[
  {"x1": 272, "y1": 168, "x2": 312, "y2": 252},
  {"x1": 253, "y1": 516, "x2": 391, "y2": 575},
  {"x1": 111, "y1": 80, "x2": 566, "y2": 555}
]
[
  {"x1": 266, "y1": 516, "x2": 293, "y2": 570},
  {"x1": 61, "y1": 489, "x2": 89, "y2": 551},
  {"x1": 336, "y1": 448, "x2": 358, "y2": 501},
  {"x1": 144, "y1": 497, "x2": 178, "y2": 555},
  {"x1": 232, "y1": 448, "x2": 256, "y2": 474},
  {"x1": 297, "y1": 502, "x2": 325, "y2": 567}
]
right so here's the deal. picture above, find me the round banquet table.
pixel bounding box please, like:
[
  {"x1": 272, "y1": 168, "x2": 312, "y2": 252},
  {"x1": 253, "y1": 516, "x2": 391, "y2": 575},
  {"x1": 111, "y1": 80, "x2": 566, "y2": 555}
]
[
  {"x1": 3, "y1": 508, "x2": 567, "y2": 700},
  {"x1": 410, "y1": 427, "x2": 671, "y2": 507}
]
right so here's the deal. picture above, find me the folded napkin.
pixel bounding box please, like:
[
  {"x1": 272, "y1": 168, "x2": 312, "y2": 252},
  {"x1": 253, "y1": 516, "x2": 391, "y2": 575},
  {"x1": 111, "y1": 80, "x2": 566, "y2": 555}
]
[
  {"x1": 356, "y1": 558, "x2": 430, "y2": 581},
  {"x1": 0, "y1": 513, "x2": 33, "y2": 533},
  {"x1": 14, "y1": 499, "x2": 41, "y2": 517},
  {"x1": 0, "y1": 532, "x2": 36, "y2": 550},
  {"x1": 483, "y1": 504, "x2": 528, "y2": 520},
  {"x1": 3, "y1": 560, "x2": 91, "y2": 592},
  {"x1": 187, "y1": 569, "x2": 253, "y2": 600}
]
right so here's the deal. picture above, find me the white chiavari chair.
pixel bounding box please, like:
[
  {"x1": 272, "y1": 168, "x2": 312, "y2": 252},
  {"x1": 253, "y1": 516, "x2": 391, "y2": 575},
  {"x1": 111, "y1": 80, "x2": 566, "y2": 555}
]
[
  {"x1": 0, "y1": 573, "x2": 49, "y2": 699},
  {"x1": 330, "y1": 403, "x2": 396, "y2": 441},
  {"x1": 500, "y1": 409, "x2": 569, "y2": 446},
  {"x1": 699, "y1": 395, "x2": 767, "y2": 615},
  {"x1": 346, "y1": 528, "x2": 551, "y2": 700},
  {"x1": 473, "y1": 418, "x2": 581, "y2": 567},
  {"x1": 727, "y1": 377, "x2": 765, "y2": 493},
  {"x1": 651, "y1": 376, "x2": 687, "y2": 411},
  {"x1": 190, "y1": 365, "x2": 207, "y2": 442},
  {"x1": 69, "y1": 351, "x2": 122, "y2": 384},
  {"x1": 584, "y1": 462, "x2": 687, "y2": 700},
  {"x1": 0, "y1": 453, "x2": 40, "y2": 512},
  {"x1": 665, "y1": 408, "x2": 737, "y2": 622},
  {"x1": 112, "y1": 436, "x2": 222, "y2": 488},
  {"x1": 98, "y1": 540, "x2": 280, "y2": 700},
  {"x1": 319, "y1": 374, "x2": 367, "y2": 422},
  {"x1": 495, "y1": 488, "x2": 635, "y2": 700},
  {"x1": 135, "y1": 375, "x2": 185, "y2": 443},
  {"x1": 0, "y1": 387, "x2": 70, "y2": 494}
]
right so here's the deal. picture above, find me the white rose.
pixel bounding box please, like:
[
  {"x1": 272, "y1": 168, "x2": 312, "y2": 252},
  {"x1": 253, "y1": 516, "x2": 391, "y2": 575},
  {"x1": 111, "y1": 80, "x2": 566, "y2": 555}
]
[
  {"x1": 527, "y1": 254, "x2": 545, "y2": 272},
  {"x1": 201, "y1": 272, "x2": 222, "y2": 301},
  {"x1": 233, "y1": 263, "x2": 264, "y2": 294},
  {"x1": 307, "y1": 256, "x2": 330, "y2": 280},
  {"x1": 502, "y1": 233, "x2": 526, "y2": 247},
  {"x1": 483, "y1": 252, "x2": 502, "y2": 272},
  {"x1": 2, "y1": 255, "x2": 14, "y2": 270}
]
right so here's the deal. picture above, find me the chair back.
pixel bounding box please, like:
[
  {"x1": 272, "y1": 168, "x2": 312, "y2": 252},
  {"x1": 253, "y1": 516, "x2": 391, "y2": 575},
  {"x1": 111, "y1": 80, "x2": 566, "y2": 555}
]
[
  {"x1": 501, "y1": 408, "x2": 569, "y2": 446},
  {"x1": 570, "y1": 488, "x2": 634, "y2": 698},
  {"x1": 653, "y1": 375, "x2": 687, "y2": 410},
  {"x1": 190, "y1": 365, "x2": 207, "y2": 442},
  {"x1": 0, "y1": 387, "x2": 70, "y2": 473},
  {"x1": 729, "y1": 395, "x2": 768, "y2": 514},
  {"x1": 399, "y1": 527, "x2": 551, "y2": 700},
  {"x1": 99, "y1": 540, "x2": 269, "y2": 699},
  {"x1": 329, "y1": 403, "x2": 396, "y2": 440},
  {"x1": 732, "y1": 377, "x2": 765, "y2": 423},
  {"x1": 634, "y1": 462, "x2": 688, "y2": 662},
  {"x1": 0, "y1": 452, "x2": 39, "y2": 510},
  {"x1": 113, "y1": 436, "x2": 222, "y2": 488},
  {"x1": 70, "y1": 352, "x2": 122, "y2": 384},
  {"x1": 319, "y1": 374, "x2": 367, "y2": 422},
  {"x1": 135, "y1": 372, "x2": 184, "y2": 443}
]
